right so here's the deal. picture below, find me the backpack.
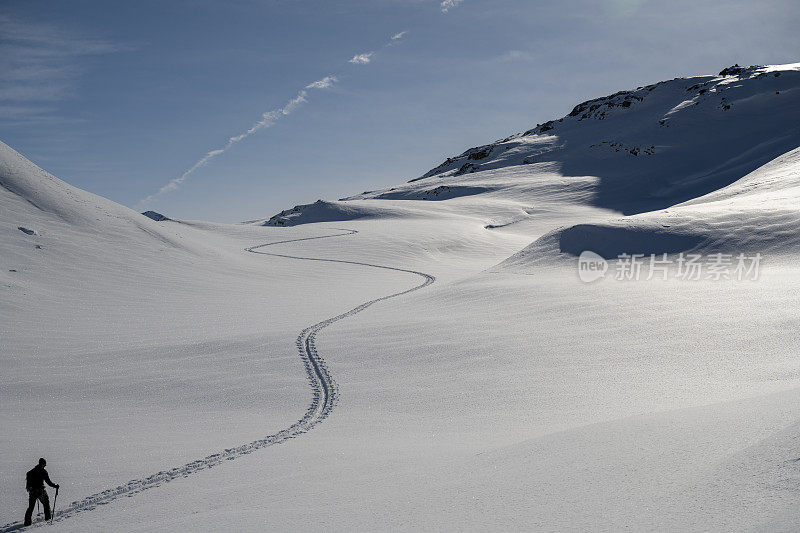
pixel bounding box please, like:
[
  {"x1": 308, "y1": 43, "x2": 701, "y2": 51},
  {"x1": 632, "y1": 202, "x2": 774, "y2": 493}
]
[{"x1": 25, "y1": 468, "x2": 34, "y2": 491}]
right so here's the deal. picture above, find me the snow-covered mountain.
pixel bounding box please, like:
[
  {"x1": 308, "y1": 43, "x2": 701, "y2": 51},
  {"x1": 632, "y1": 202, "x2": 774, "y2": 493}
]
[
  {"x1": 265, "y1": 63, "x2": 800, "y2": 229},
  {"x1": 4, "y1": 64, "x2": 800, "y2": 532},
  {"x1": 0, "y1": 141, "x2": 184, "y2": 244}
]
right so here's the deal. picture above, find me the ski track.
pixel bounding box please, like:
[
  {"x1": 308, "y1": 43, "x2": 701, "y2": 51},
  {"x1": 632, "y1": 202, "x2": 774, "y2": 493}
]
[{"x1": 1, "y1": 228, "x2": 434, "y2": 531}]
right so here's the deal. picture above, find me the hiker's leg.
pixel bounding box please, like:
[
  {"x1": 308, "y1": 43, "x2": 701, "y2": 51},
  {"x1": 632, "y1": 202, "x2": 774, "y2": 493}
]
[
  {"x1": 24, "y1": 492, "x2": 37, "y2": 525},
  {"x1": 40, "y1": 490, "x2": 51, "y2": 520}
]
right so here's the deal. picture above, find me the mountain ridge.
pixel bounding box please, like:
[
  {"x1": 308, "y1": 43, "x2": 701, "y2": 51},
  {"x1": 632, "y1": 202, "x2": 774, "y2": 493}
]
[{"x1": 262, "y1": 62, "x2": 800, "y2": 228}]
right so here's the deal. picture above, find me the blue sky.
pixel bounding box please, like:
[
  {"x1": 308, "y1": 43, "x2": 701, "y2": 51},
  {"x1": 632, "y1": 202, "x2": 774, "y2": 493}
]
[{"x1": 1, "y1": 0, "x2": 798, "y2": 222}]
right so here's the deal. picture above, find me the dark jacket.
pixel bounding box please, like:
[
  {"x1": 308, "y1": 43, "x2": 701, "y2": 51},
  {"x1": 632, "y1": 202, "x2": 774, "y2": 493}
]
[{"x1": 26, "y1": 466, "x2": 57, "y2": 492}]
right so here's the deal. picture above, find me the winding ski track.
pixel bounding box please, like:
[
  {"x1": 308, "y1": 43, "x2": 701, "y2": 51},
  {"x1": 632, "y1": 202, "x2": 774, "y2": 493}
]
[{"x1": 1, "y1": 228, "x2": 434, "y2": 531}]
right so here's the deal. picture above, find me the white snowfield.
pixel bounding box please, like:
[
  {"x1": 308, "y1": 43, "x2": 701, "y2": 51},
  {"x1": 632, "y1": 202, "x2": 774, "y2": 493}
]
[{"x1": 2, "y1": 63, "x2": 800, "y2": 531}]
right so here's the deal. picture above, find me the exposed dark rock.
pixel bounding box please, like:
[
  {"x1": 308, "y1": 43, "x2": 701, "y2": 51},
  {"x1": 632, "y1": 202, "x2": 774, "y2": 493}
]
[
  {"x1": 538, "y1": 120, "x2": 555, "y2": 132},
  {"x1": 454, "y1": 162, "x2": 478, "y2": 176},
  {"x1": 718, "y1": 64, "x2": 746, "y2": 76},
  {"x1": 421, "y1": 185, "x2": 453, "y2": 200},
  {"x1": 142, "y1": 211, "x2": 170, "y2": 222},
  {"x1": 467, "y1": 146, "x2": 493, "y2": 160},
  {"x1": 525, "y1": 120, "x2": 557, "y2": 136},
  {"x1": 264, "y1": 204, "x2": 304, "y2": 226}
]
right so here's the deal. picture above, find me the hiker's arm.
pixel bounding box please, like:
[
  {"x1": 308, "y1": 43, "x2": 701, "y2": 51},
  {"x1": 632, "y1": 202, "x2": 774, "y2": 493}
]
[{"x1": 44, "y1": 471, "x2": 58, "y2": 488}]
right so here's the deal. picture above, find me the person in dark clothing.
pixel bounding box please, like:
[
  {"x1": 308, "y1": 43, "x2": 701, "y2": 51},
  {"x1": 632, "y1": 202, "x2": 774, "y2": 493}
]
[{"x1": 24, "y1": 458, "x2": 59, "y2": 526}]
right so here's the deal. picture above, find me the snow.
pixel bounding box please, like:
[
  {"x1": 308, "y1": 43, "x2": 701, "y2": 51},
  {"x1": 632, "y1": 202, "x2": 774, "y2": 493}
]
[
  {"x1": 259, "y1": 201, "x2": 415, "y2": 227},
  {"x1": 351, "y1": 62, "x2": 800, "y2": 216},
  {"x1": 3, "y1": 62, "x2": 800, "y2": 531}
]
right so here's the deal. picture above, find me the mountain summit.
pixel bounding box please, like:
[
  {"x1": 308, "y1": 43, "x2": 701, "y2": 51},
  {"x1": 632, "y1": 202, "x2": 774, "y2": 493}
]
[
  {"x1": 361, "y1": 63, "x2": 800, "y2": 212},
  {"x1": 264, "y1": 63, "x2": 799, "y2": 227}
]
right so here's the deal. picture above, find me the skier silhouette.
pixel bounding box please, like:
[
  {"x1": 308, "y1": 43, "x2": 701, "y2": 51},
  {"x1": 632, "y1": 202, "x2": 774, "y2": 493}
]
[{"x1": 24, "y1": 458, "x2": 59, "y2": 526}]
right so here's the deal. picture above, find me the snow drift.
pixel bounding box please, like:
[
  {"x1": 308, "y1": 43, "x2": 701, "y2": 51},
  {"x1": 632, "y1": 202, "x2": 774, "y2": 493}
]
[{"x1": 249, "y1": 199, "x2": 412, "y2": 227}]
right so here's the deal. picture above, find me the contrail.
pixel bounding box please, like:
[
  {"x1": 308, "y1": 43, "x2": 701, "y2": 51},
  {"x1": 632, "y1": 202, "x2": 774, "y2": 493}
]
[
  {"x1": 136, "y1": 76, "x2": 336, "y2": 208},
  {"x1": 441, "y1": 0, "x2": 465, "y2": 13},
  {"x1": 349, "y1": 52, "x2": 374, "y2": 64},
  {"x1": 138, "y1": 31, "x2": 407, "y2": 208}
]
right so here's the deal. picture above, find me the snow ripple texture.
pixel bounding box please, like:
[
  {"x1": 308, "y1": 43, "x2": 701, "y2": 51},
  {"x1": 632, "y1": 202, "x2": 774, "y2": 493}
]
[{"x1": 1, "y1": 228, "x2": 434, "y2": 531}]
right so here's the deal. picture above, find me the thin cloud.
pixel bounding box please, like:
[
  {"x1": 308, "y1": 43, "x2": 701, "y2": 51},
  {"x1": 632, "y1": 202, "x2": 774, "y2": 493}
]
[
  {"x1": 440, "y1": 0, "x2": 465, "y2": 13},
  {"x1": 348, "y1": 52, "x2": 374, "y2": 64},
  {"x1": 0, "y1": 15, "x2": 127, "y2": 121},
  {"x1": 0, "y1": 104, "x2": 55, "y2": 120},
  {"x1": 137, "y1": 76, "x2": 337, "y2": 207},
  {"x1": 392, "y1": 31, "x2": 408, "y2": 41}
]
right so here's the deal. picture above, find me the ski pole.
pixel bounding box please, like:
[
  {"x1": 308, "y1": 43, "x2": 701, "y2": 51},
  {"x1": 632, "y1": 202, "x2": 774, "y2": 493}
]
[{"x1": 51, "y1": 486, "x2": 59, "y2": 524}]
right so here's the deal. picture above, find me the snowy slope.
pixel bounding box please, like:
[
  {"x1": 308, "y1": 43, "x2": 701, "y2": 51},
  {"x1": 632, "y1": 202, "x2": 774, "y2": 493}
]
[
  {"x1": 0, "y1": 142, "x2": 529, "y2": 529},
  {"x1": 497, "y1": 144, "x2": 800, "y2": 271},
  {"x1": 1, "y1": 143, "x2": 488, "y2": 528},
  {"x1": 265, "y1": 63, "x2": 800, "y2": 267},
  {"x1": 257, "y1": 63, "x2": 799, "y2": 229},
  {"x1": 245, "y1": 199, "x2": 418, "y2": 227},
  {"x1": 351, "y1": 63, "x2": 800, "y2": 214},
  {"x1": 1, "y1": 142, "x2": 175, "y2": 233},
  {"x1": 4, "y1": 63, "x2": 800, "y2": 532}
]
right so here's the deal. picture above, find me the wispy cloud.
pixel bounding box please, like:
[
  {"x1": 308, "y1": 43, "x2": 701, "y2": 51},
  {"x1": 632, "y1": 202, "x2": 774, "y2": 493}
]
[
  {"x1": 348, "y1": 52, "x2": 374, "y2": 64},
  {"x1": 136, "y1": 76, "x2": 338, "y2": 207},
  {"x1": 440, "y1": 0, "x2": 465, "y2": 13},
  {"x1": 305, "y1": 76, "x2": 337, "y2": 89},
  {"x1": 383, "y1": 31, "x2": 408, "y2": 49},
  {"x1": 0, "y1": 15, "x2": 126, "y2": 121},
  {"x1": 139, "y1": 32, "x2": 404, "y2": 207}
]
